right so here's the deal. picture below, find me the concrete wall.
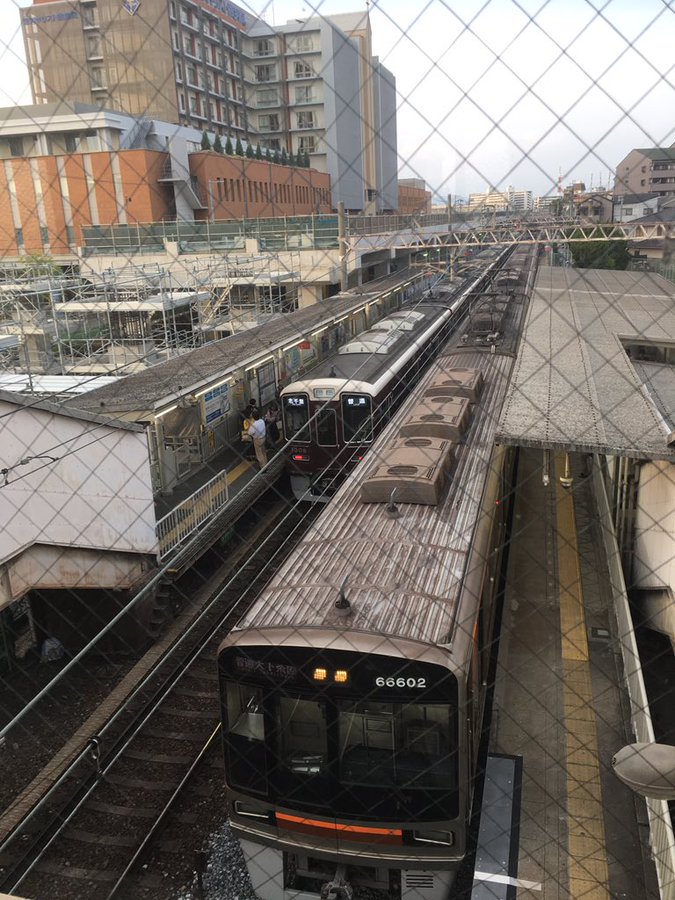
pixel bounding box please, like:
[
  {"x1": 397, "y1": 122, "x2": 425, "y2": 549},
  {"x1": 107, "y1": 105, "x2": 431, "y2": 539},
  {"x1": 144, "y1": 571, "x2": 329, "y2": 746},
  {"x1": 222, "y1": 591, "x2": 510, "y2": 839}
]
[
  {"x1": 373, "y1": 58, "x2": 398, "y2": 212},
  {"x1": 321, "y1": 22, "x2": 365, "y2": 211}
]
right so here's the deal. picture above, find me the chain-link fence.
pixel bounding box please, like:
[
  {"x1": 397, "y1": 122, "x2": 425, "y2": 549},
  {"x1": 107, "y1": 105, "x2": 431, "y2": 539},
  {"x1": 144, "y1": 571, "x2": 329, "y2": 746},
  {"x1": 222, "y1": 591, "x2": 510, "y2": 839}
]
[{"x1": 1, "y1": 1, "x2": 674, "y2": 899}]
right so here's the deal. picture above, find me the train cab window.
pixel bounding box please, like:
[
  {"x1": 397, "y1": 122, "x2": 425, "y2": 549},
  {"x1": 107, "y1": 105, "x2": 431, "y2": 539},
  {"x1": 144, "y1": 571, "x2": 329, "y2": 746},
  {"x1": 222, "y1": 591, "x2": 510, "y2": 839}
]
[
  {"x1": 341, "y1": 394, "x2": 373, "y2": 443},
  {"x1": 283, "y1": 394, "x2": 310, "y2": 442},
  {"x1": 274, "y1": 697, "x2": 330, "y2": 805},
  {"x1": 338, "y1": 701, "x2": 452, "y2": 790},
  {"x1": 316, "y1": 408, "x2": 337, "y2": 446},
  {"x1": 224, "y1": 683, "x2": 268, "y2": 794}
]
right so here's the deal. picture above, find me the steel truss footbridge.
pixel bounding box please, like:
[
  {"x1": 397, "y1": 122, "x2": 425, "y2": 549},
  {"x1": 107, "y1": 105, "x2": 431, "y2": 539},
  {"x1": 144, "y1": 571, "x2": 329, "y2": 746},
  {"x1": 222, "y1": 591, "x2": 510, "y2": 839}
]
[{"x1": 348, "y1": 219, "x2": 669, "y2": 254}]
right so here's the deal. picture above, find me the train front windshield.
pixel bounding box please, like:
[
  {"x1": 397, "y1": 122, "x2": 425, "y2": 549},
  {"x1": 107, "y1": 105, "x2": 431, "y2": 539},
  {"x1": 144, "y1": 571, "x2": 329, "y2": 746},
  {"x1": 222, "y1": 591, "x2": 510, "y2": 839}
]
[
  {"x1": 221, "y1": 647, "x2": 458, "y2": 822},
  {"x1": 342, "y1": 394, "x2": 373, "y2": 443}
]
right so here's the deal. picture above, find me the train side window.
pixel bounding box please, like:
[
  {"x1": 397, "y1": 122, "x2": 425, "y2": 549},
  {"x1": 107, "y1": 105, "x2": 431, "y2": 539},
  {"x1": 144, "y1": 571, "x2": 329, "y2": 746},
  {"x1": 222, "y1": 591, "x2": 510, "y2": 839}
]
[
  {"x1": 224, "y1": 682, "x2": 268, "y2": 794},
  {"x1": 278, "y1": 697, "x2": 328, "y2": 775},
  {"x1": 341, "y1": 394, "x2": 373, "y2": 443},
  {"x1": 283, "y1": 394, "x2": 310, "y2": 442},
  {"x1": 316, "y1": 408, "x2": 337, "y2": 446}
]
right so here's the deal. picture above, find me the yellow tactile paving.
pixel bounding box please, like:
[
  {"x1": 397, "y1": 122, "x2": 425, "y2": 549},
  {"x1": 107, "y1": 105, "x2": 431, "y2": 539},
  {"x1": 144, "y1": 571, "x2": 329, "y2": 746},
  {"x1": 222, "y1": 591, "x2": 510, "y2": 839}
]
[{"x1": 555, "y1": 455, "x2": 610, "y2": 899}]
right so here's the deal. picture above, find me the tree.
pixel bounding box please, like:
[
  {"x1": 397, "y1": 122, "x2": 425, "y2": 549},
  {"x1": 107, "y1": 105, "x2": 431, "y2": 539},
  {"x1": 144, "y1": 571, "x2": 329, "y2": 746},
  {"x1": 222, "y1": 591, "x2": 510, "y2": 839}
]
[
  {"x1": 288, "y1": 151, "x2": 296, "y2": 167},
  {"x1": 265, "y1": 147, "x2": 272, "y2": 162},
  {"x1": 213, "y1": 133, "x2": 223, "y2": 153},
  {"x1": 245, "y1": 142, "x2": 254, "y2": 159},
  {"x1": 225, "y1": 136, "x2": 233, "y2": 155},
  {"x1": 20, "y1": 252, "x2": 61, "y2": 278},
  {"x1": 200, "y1": 130, "x2": 211, "y2": 150},
  {"x1": 280, "y1": 148, "x2": 288, "y2": 166},
  {"x1": 235, "y1": 137, "x2": 244, "y2": 156},
  {"x1": 273, "y1": 149, "x2": 281, "y2": 165},
  {"x1": 570, "y1": 238, "x2": 631, "y2": 270},
  {"x1": 255, "y1": 143, "x2": 263, "y2": 160}
]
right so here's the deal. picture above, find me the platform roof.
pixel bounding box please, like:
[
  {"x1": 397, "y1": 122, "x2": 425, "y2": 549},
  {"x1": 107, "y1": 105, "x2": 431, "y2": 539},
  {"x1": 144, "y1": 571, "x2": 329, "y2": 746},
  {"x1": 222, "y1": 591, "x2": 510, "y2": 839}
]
[{"x1": 497, "y1": 267, "x2": 675, "y2": 461}]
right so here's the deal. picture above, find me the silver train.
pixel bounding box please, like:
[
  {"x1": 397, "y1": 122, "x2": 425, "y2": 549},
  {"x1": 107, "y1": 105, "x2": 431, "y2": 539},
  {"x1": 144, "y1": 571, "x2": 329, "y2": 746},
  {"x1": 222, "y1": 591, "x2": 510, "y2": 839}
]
[{"x1": 218, "y1": 248, "x2": 537, "y2": 900}]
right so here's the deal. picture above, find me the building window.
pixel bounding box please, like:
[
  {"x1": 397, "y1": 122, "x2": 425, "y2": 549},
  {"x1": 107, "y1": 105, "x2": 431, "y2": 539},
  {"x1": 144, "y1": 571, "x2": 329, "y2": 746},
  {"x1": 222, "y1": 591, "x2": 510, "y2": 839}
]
[
  {"x1": 15, "y1": 228, "x2": 24, "y2": 248},
  {"x1": 254, "y1": 38, "x2": 274, "y2": 57},
  {"x1": 294, "y1": 85, "x2": 313, "y2": 104},
  {"x1": 256, "y1": 88, "x2": 278, "y2": 107},
  {"x1": 9, "y1": 137, "x2": 24, "y2": 157},
  {"x1": 293, "y1": 60, "x2": 312, "y2": 78},
  {"x1": 81, "y1": 4, "x2": 99, "y2": 27},
  {"x1": 172, "y1": 30, "x2": 180, "y2": 50},
  {"x1": 258, "y1": 113, "x2": 280, "y2": 132},
  {"x1": 298, "y1": 135, "x2": 316, "y2": 153},
  {"x1": 187, "y1": 64, "x2": 197, "y2": 85},
  {"x1": 179, "y1": 92, "x2": 185, "y2": 111},
  {"x1": 294, "y1": 34, "x2": 313, "y2": 52},
  {"x1": 622, "y1": 207, "x2": 633, "y2": 215},
  {"x1": 65, "y1": 134, "x2": 78, "y2": 152},
  {"x1": 296, "y1": 110, "x2": 315, "y2": 129},
  {"x1": 175, "y1": 60, "x2": 183, "y2": 81},
  {"x1": 180, "y1": 6, "x2": 192, "y2": 26},
  {"x1": 90, "y1": 66, "x2": 107, "y2": 89},
  {"x1": 40, "y1": 226, "x2": 49, "y2": 246},
  {"x1": 169, "y1": 0, "x2": 176, "y2": 17},
  {"x1": 255, "y1": 64, "x2": 276, "y2": 82},
  {"x1": 86, "y1": 34, "x2": 102, "y2": 57}
]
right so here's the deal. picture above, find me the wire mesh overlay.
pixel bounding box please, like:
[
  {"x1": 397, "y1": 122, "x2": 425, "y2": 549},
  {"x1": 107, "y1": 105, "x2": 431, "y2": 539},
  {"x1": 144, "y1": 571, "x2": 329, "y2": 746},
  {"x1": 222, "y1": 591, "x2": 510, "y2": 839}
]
[{"x1": 0, "y1": 0, "x2": 674, "y2": 898}]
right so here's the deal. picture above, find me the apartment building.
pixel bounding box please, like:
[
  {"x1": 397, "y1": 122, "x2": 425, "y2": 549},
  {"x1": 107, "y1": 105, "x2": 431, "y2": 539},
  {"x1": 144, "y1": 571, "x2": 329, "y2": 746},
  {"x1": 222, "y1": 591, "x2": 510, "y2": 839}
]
[
  {"x1": 614, "y1": 147, "x2": 675, "y2": 200},
  {"x1": 467, "y1": 186, "x2": 533, "y2": 213},
  {"x1": 20, "y1": 1, "x2": 397, "y2": 212},
  {"x1": 0, "y1": 102, "x2": 330, "y2": 258}
]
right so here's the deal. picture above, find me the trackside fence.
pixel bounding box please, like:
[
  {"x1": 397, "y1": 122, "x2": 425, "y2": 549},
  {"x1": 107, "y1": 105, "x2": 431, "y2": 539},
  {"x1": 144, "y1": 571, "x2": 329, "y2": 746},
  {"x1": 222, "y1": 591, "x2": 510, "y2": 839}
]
[
  {"x1": 156, "y1": 468, "x2": 230, "y2": 558},
  {"x1": 593, "y1": 460, "x2": 675, "y2": 900}
]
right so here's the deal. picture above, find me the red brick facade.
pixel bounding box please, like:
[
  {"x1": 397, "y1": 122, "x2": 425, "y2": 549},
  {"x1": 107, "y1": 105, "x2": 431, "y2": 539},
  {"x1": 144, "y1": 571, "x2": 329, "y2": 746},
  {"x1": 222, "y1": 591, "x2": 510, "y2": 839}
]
[{"x1": 0, "y1": 149, "x2": 332, "y2": 258}]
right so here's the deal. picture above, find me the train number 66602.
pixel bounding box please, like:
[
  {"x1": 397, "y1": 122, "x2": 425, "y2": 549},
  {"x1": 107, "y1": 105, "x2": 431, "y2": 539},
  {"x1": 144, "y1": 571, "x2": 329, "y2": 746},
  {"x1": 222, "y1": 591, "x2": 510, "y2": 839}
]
[{"x1": 375, "y1": 676, "x2": 427, "y2": 689}]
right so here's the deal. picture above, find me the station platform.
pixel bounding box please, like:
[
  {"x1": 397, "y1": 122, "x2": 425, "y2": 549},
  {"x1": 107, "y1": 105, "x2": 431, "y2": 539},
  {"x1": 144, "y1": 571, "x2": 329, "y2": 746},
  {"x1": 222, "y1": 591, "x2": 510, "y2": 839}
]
[{"x1": 477, "y1": 448, "x2": 660, "y2": 899}]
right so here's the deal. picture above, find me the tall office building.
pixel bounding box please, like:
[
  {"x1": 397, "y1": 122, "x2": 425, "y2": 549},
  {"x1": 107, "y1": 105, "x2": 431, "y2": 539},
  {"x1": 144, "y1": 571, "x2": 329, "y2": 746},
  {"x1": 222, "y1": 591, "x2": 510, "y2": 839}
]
[{"x1": 20, "y1": 0, "x2": 397, "y2": 211}]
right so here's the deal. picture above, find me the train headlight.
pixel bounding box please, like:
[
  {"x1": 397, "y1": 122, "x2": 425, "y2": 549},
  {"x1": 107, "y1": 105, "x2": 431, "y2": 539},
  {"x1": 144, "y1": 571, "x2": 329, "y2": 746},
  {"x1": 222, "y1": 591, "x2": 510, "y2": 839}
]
[
  {"x1": 313, "y1": 667, "x2": 328, "y2": 681},
  {"x1": 413, "y1": 830, "x2": 454, "y2": 846},
  {"x1": 334, "y1": 670, "x2": 348, "y2": 684}
]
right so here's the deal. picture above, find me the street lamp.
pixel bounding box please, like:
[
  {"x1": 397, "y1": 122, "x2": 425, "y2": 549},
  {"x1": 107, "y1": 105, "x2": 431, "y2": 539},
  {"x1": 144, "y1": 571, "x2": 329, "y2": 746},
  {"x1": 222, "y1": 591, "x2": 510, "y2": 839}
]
[{"x1": 612, "y1": 742, "x2": 675, "y2": 800}]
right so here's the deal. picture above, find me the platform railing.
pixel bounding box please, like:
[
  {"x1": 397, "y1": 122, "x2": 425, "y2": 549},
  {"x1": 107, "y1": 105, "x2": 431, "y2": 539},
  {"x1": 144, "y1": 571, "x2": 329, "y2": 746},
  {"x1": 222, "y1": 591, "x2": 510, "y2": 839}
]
[
  {"x1": 593, "y1": 460, "x2": 675, "y2": 900},
  {"x1": 156, "y1": 468, "x2": 230, "y2": 558}
]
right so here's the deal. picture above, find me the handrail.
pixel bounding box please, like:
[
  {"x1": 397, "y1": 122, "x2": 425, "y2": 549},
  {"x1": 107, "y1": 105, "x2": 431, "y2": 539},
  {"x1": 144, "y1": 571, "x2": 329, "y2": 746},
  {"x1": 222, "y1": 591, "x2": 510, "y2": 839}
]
[{"x1": 156, "y1": 466, "x2": 230, "y2": 557}]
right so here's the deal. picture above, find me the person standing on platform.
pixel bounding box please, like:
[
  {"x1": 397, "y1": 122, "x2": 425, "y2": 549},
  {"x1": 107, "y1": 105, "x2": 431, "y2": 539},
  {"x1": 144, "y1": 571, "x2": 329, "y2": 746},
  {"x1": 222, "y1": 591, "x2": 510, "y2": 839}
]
[{"x1": 247, "y1": 412, "x2": 268, "y2": 469}]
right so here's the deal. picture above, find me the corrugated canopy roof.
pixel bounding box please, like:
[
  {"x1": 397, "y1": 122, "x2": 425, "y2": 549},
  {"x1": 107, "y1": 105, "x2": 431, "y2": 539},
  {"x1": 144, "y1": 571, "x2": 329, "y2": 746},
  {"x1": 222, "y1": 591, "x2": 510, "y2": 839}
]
[{"x1": 497, "y1": 268, "x2": 675, "y2": 460}]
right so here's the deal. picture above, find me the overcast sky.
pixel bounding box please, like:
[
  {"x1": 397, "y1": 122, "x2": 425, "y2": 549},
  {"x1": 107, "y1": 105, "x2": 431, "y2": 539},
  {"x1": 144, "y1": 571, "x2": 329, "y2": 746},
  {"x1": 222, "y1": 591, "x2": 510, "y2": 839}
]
[{"x1": 3, "y1": 0, "x2": 674, "y2": 201}]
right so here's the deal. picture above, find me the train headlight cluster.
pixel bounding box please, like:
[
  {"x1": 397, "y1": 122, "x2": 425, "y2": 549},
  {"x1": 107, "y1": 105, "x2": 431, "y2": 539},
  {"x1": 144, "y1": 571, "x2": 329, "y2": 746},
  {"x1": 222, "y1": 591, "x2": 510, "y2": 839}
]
[{"x1": 312, "y1": 668, "x2": 349, "y2": 684}]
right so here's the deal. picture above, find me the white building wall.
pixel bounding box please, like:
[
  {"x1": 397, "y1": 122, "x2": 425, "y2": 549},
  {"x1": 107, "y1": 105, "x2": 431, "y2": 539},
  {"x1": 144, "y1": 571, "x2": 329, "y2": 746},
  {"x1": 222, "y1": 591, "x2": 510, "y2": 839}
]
[
  {"x1": 634, "y1": 461, "x2": 675, "y2": 589},
  {"x1": 0, "y1": 400, "x2": 158, "y2": 570}
]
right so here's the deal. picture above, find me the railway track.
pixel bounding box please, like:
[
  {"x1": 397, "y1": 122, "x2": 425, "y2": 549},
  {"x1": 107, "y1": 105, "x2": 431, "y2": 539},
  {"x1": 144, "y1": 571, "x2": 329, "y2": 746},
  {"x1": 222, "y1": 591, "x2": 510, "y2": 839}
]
[{"x1": 0, "y1": 490, "x2": 320, "y2": 899}]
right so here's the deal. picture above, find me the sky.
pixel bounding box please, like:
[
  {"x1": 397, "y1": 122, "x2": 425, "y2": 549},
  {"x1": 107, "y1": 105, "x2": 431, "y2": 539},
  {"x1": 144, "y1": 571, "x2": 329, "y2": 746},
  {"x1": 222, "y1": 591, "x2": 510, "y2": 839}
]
[{"x1": 2, "y1": 0, "x2": 674, "y2": 201}]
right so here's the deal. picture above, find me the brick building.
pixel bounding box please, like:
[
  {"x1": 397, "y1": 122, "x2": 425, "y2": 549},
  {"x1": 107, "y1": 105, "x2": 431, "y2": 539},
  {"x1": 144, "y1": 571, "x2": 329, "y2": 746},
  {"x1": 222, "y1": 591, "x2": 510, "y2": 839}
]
[{"x1": 0, "y1": 103, "x2": 330, "y2": 259}]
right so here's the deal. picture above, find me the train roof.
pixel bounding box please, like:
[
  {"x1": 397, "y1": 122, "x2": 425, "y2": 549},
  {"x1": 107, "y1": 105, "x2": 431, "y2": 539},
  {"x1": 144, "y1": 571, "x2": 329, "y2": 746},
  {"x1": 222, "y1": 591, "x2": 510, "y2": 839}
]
[
  {"x1": 280, "y1": 304, "x2": 449, "y2": 393},
  {"x1": 235, "y1": 346, "x2": 514, "y2": 653}
]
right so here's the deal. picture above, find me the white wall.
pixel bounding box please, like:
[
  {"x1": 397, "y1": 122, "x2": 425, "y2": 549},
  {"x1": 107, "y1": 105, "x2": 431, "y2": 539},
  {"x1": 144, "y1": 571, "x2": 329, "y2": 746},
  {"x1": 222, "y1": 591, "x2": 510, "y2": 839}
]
[
  {"x1": 0, "y1": 400, "x2": 158, "y2": 568},
  {"x1": 634, "y1": 460, "x2": 675, "y2": 589}
]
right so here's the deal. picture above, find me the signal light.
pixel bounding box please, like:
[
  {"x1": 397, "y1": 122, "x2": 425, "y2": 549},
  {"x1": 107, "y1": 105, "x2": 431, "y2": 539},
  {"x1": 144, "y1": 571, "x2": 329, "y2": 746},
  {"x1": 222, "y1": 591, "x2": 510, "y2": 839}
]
[
  {"x1": 313, "y1": 668, "x2": 328, "y2": 681},
  {"x1": 292, "y1": 454, "x2": 309, "y2": 461},
  {"x1": 334, "y1": 670, "x2": 348, "y2": 684}
]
